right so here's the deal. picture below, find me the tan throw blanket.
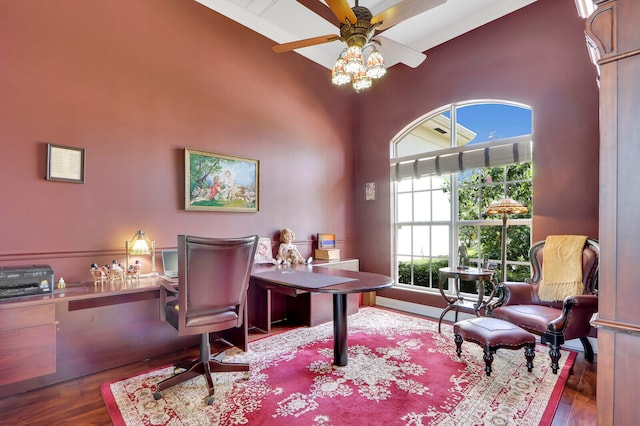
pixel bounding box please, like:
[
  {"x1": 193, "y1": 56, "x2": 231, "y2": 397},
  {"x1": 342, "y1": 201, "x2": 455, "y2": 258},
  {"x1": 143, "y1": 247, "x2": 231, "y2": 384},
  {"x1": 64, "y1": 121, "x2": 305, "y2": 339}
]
[{"x1": 538, "y1": 235, "x2": 587, "y2": 302}]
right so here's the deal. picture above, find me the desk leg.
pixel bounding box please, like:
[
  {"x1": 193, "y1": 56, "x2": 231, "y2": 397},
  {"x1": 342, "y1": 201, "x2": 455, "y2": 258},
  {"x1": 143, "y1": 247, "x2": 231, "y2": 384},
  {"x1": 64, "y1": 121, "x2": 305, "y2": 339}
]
[
  {"x1": 251, "y1": 284, "x2": 271, "y2": 334},
  {"x1": 333, "y1": 293, "x2": 348, "y2": 367}
]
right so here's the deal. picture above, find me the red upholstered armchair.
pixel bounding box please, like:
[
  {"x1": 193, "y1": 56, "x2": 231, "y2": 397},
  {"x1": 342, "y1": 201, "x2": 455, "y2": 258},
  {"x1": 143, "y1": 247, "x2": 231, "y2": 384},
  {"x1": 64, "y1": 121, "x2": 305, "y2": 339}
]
[{"x1": 489, "y1": 238, "x2": 599, "y2": 373}]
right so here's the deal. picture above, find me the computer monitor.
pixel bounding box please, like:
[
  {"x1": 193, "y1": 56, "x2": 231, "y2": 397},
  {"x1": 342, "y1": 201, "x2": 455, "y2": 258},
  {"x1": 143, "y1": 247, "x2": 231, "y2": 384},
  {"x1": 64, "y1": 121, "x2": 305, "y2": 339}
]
[{"x1": 161, "y1": 249, "x2": 178, "y2": 278}]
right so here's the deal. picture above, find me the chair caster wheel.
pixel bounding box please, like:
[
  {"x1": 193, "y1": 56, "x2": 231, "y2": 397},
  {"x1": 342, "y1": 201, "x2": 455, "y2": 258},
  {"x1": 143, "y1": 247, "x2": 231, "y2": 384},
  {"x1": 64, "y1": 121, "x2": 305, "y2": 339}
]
[
  {"x1": 206, "y1": 395, "x2": 215, "y2": 405},
  {"x1": 153, "y1": 392, "x2": 162, "y2": 401}
]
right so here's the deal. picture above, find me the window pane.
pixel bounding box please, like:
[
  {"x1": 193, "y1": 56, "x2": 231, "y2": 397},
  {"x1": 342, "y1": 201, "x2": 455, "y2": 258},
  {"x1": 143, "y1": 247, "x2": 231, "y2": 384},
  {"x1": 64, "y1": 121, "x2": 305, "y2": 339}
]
[
  {"x1": 507, "y1": 162, "x2": 532, "y2": 181},
  {"x1": 510, "y1": 264, "x2": 532, "y2": 282},
  {"x1": 487, "y1": 167, "x2": 504, "y2": 183},
  {"x1": 413, "y1": 259, "x2": 431, "y2": 287},
  {"x1": 396, "y1": 112, "x2": 452, "y2": 156},
  {"x1": 507, "y1": 225, "x2": 531, "y2": 261},
  {"x1": 455, "y1": 103, "x2": 532, "y2": 145},
  {"x1": 397, "y1": 178, "x2": 412, "y2": 192},
  {"x1": 507, "y1": 181, "x2": 532, "y2": 218},
  {"x1": 432, "y1": 226, "x2": 450, "y2": 256},
  {"x1": 458, "y1": 177, "x2": 480, "y2": 220},
  {"x1": 484, "y1": 184, "x2": 505, "y2": 210},
  {"x1": 414, "y1": 177, "x2": 431, "y2": 190},
  {"x1": 414, "y1": 191, "x2": 431, "y2": 221},
  {"x1": 479, "y1": 226, "x2": 502, "y2": 261},
  {"x1": 397, "y1": 193, "x2": 412, "y2": 222},
  {"x1": 396, "y1": 226, "x2": 412, "y2": 255},
  {"x1": 432, "y1": 190, "x2": 451, "y2": 221},
  {"x1": 432, "y1": 175, "x2": 448, "y2": 190},
  {"x1": 413, "y1": 226, "x2": 430, "y2": 256},
  {"x1": 459, "y1": 225, "x2": 479, "y2": 261},
  {"x1": 396, "y1": 256, "x2": 412, "y2": 285}
]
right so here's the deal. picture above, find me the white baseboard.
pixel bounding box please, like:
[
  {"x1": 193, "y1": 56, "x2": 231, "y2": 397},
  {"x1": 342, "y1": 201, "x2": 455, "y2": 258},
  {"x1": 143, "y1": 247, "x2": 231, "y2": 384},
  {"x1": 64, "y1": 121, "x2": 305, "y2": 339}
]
[{"x1": 376, "y1": 297, "x2": 597, "y2": 355}]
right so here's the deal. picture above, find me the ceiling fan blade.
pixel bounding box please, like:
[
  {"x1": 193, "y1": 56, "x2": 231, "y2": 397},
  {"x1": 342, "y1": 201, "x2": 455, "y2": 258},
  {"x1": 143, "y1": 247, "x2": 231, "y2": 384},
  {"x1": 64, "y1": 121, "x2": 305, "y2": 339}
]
[
  {"x1": 326, "y1": 0, "x2": 358, "y2": 24},
  {"x1": 374, "y1": 36, "x2": 426, "y2": 68},
  {"x1": 272, "y1": 34, "x2": 340, "y2": 53},
  {"x1": 296, "y1": 0, "x2": 341, "y2": 27},
  {"x1": 372, "y1": 0, "x2": 447, "y2": 31}
]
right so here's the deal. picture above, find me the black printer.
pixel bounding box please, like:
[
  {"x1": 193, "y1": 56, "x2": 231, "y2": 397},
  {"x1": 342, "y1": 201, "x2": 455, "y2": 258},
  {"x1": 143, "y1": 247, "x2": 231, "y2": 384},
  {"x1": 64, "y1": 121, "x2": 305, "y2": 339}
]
[{"x1": 0, "y1": 265, "x2": 54, "y2": 299}]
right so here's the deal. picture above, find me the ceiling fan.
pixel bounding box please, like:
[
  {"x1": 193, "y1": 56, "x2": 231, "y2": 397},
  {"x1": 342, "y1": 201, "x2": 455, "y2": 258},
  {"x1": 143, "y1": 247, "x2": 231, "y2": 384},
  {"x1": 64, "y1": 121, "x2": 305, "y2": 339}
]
[{"x1": 272, "y1": 0, "x2": 447, "y2": 91}]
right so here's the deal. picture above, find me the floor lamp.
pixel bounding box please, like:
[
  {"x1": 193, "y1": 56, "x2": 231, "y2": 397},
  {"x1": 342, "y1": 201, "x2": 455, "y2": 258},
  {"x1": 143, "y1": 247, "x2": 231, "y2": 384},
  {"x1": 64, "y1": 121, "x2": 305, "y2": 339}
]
[{"x1": 485, "y1": 198, "x2": 528, "y2": 283}]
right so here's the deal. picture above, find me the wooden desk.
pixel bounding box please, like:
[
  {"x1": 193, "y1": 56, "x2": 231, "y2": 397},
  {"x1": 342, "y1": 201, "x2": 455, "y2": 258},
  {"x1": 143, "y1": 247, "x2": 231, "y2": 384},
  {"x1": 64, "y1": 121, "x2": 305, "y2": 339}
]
[
  {"x1": 0, "y1": 277, "x2": 199, "y2": 398},
  {"x1": 437, "y1": 267, "x2": 497, "y2": 333},
  {"x1": 251, "y1": 263, "x2": 393, "y2": 366},
  {"x1": 248, "y1": 259, "x2": 360, "y2": 329},
  {"x1": 0, "y1": 262, "x2": 391, "y2": 397}
]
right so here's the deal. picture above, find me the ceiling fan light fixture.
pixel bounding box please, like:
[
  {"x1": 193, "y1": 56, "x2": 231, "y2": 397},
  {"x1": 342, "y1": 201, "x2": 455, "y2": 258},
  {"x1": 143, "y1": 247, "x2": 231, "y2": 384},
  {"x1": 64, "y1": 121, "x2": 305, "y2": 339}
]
[
  {"x1": 365, "y1": 48, "x2": 386, "y2": 79},
  {"x1": 273, "y1": 0, "x2": 440, "y2": 92},
  {"x1": 331, "y1": 56, "x2": 351, "y2": 85},
  {"x1": 352, "y1": 70, "x2": 372, "y2": 92},
  {"x1": 344, "y1": 45, "x2": 365, "y2": 74}
]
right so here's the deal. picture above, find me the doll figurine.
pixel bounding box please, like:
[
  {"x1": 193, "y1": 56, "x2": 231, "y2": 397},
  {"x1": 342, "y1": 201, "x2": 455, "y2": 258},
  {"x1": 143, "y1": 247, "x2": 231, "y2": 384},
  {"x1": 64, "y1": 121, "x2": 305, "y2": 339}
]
[{"x1": 276, "y1": 228, "x2": 309, "y2": 264}]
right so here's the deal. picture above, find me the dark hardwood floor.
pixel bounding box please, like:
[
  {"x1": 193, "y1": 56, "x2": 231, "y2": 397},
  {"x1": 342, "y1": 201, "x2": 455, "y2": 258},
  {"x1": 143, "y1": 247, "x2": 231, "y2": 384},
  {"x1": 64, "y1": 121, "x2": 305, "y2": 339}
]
[{"x1": 0, "y1": 324, "x2": 597, "y2": 426}]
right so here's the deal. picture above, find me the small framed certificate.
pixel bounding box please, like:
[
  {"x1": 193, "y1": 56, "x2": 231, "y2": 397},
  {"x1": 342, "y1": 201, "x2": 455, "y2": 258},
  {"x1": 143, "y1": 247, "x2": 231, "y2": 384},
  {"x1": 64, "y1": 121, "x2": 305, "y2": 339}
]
[{"x1": 46, "y1": 143, "x2": 85, "y2": 183}]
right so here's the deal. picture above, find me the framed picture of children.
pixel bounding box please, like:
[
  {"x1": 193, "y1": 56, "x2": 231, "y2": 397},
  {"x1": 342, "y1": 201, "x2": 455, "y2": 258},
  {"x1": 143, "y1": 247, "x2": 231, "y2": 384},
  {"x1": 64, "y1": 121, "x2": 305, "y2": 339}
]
[{"x1": 185, "y1": 148, "x2": 259, "y2": 212}]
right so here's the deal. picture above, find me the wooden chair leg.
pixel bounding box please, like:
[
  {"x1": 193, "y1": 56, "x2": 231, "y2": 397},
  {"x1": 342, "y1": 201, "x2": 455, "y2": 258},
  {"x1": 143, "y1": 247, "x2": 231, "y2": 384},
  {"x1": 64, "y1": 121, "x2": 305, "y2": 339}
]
[
  {"x1": 454, "y1": 334, "x2": 463, "y2": 357},
  {"x1": 524, "y1": 343, "x2": 535, "y2": 372},
  {"x1": 549, "y1": 344, "x2": 561, "y2": 374},
  {"x1": 483, "y1": 347, "x2": 494, "y2": 376},
  {"x1": 580, "y1": 336, "x2": 595, "y2": 362}
]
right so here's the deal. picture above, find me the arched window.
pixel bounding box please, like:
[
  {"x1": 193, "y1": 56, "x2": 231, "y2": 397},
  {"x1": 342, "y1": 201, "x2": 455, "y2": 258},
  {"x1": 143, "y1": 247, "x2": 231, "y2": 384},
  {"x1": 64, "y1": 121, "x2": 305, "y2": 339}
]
[{"x1": 390, "y1": 100, "x2": 533, "y2": 294}]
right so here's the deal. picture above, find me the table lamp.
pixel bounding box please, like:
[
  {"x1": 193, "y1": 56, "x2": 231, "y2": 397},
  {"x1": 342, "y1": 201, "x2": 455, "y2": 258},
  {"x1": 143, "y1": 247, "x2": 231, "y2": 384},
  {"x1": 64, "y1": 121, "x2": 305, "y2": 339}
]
[
  {"x1": 125, "y1": 230, "x2": 157, "y2": 276},
  {"x1": 485, "y1": 197, "x2": 528, "y2": 283}
]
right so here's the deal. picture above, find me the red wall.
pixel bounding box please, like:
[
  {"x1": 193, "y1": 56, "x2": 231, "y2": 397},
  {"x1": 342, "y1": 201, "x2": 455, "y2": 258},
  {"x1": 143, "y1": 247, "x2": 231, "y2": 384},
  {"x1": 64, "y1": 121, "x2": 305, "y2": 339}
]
[
  {"x1": 0, "y1": 0, "x2": 354, "y2": 282},
  {"x1": 354, "y1": 0, "x2": 600, "y2": 276},
  {"x1": 0, "y1": 0, "x2": 600, "y2": 289}
]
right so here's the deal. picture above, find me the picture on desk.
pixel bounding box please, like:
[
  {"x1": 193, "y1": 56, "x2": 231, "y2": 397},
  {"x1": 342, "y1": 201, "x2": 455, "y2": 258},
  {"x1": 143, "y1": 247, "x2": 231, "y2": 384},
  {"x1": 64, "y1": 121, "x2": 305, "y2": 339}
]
[
  {"x1": 254, "y1": 237, "x2": 276, "y2": 264},
  {"x1": 185, "y1": 148, "x2": 259, "y2": 212}
]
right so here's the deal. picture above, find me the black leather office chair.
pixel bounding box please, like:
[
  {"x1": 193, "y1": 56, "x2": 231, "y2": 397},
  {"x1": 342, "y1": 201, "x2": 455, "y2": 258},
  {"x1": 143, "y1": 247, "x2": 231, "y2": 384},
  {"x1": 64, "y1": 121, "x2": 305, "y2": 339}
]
[{"x1": 153, "y1": 234, "x2": 258, "y2": 405}]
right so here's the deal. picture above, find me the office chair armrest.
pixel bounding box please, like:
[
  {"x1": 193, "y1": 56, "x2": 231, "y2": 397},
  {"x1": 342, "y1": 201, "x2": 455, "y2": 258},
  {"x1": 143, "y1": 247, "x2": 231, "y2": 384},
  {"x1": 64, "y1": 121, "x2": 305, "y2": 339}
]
[
  {"x1": 159, "y1": 281, "x2": 179, "y2": 321},
  {"x1": 159, "y1": 280, "x2": 179, "y2": 296},
  {"x1": 547, "y1": 294, "x2": 598, "y2": 333}
]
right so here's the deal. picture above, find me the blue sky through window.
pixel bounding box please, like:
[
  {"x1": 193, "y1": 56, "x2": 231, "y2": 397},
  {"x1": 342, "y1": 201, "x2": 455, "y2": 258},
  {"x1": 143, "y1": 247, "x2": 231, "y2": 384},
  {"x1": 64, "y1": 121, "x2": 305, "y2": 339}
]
[{"x1": 442, "y1": 104, "x2": 532, "y2": 144}]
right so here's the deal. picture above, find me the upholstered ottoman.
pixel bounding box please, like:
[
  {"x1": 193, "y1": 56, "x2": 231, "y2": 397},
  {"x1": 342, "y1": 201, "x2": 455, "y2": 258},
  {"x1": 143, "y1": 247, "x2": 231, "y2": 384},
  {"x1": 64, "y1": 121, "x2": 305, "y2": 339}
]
[{"x1": 453, "y1": 317, "x2": 536, "y2": 376}]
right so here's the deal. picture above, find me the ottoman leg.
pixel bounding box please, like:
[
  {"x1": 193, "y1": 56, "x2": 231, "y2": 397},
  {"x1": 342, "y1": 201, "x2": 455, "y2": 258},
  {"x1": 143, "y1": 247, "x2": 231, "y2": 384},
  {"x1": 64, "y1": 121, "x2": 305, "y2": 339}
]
[
  {"x1": 483, "y1": 347, "x2": 494, "y2": 376},
  {"x1": 524, "y1": 343, "x2": 535, "y2": 372},
  {"x1": 454, "y1": 334, "x2": 463, "y2": 357}
]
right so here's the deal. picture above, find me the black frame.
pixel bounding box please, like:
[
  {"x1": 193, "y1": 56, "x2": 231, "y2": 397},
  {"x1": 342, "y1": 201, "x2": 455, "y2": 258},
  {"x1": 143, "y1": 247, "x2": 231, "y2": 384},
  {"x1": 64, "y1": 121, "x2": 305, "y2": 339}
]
[{"x1": 46, "y1": 143, "x2": 85, "y2": 183}]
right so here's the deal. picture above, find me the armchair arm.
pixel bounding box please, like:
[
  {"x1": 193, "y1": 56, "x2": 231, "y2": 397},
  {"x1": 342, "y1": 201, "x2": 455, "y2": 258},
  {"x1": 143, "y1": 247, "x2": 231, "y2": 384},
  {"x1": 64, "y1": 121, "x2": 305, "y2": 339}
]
[
  {"x1": 497, "y1": 281, "x2": 537, "y2": 306},
  {"x1": 547, "y1": 294, "x2": 598, "y2": 334}
]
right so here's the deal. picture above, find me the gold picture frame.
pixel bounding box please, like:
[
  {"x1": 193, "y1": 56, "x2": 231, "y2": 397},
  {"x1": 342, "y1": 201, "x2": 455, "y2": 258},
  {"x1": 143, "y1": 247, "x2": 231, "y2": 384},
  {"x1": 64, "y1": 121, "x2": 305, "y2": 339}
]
[
  {"x1": 46, "y1": 143, "x2": 85, "y2": 183},
  {"x1": 185, "y1": 148, "x2": 259, "y2": 212}
]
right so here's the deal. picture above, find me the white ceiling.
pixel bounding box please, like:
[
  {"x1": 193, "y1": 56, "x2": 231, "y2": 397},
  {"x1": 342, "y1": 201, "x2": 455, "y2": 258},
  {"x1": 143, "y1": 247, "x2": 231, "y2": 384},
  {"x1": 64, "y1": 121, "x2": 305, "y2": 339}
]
[{"x1": 195, "y1": 0, "x2": 538, "y2": 69}]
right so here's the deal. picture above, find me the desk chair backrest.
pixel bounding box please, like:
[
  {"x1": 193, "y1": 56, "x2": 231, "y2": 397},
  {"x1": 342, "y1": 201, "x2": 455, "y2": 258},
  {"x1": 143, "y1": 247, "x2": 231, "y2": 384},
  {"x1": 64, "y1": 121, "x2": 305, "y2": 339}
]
[{"x1": 176, "y1": 234, "x2": 258, "y2": 336}]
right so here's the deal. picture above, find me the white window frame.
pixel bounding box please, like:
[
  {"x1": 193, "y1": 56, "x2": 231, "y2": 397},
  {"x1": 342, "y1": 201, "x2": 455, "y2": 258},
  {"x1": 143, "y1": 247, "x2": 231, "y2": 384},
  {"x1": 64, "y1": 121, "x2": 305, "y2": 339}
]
[{"x1": 390, "y1": 101, "x2": 533, "y2": 294}]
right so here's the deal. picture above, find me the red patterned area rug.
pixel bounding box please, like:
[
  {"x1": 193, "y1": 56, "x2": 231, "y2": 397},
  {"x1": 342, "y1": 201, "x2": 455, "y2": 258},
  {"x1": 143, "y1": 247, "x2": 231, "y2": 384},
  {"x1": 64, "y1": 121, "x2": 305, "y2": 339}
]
[{"x1": 101, "y1": 308, "x2": 575, "y2": 425}]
